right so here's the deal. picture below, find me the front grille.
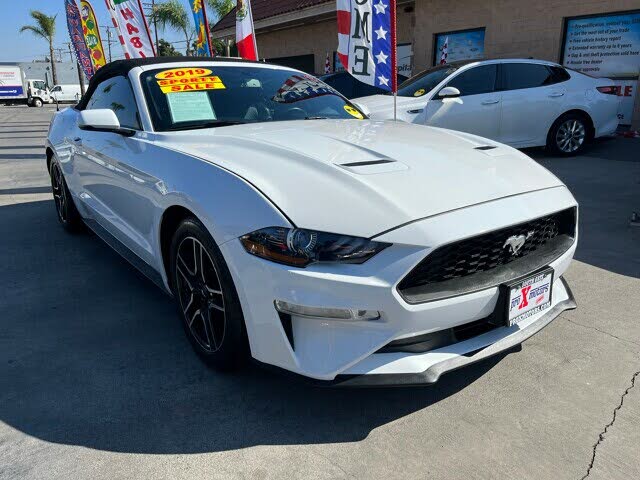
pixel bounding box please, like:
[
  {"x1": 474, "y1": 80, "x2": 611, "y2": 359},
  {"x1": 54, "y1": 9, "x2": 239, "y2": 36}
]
[{"x1": 398, "y1": 208, "x2": 576, "y2": 302}]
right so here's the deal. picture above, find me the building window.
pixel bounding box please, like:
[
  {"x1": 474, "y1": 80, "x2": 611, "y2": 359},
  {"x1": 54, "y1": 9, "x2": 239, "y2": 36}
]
[{"x1": 433, "y1": 28, "x2": 485, "y2": 66}]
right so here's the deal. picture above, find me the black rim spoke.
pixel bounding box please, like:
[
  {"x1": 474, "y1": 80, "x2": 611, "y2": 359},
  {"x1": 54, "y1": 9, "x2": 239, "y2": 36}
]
[{"x1": 51, "y1": 165, "x2": 67, "y2": 222}]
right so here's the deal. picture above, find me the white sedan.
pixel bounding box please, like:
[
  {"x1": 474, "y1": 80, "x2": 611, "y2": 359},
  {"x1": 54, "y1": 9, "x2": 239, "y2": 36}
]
[
  {"x1": 46, "y1": 58, "x2": 578, "y2": 385},
  {"x1": 354, "y1": 59, "x2": 620, "y2": 156}
]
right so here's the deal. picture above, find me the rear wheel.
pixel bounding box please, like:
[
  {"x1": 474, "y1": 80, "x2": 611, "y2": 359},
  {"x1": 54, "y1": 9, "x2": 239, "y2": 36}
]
[
  {"x1": 170, "y1": 218, "x2": 249, "y2": 370},
  {"x1": 50, "y1": 162, "x2": 84, "y2": 232},
  {"x1": 547, "y1": 113, "x2": 590, "y2": 156}
]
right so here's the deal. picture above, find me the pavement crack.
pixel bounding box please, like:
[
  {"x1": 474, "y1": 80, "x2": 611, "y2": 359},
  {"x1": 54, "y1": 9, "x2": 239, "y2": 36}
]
[
  {"x1": 580, "y1": 369, "x2": 639, "y2": 480},
  {"x1": 565, "y1": 317, "x2": 640, "y2": 348}
]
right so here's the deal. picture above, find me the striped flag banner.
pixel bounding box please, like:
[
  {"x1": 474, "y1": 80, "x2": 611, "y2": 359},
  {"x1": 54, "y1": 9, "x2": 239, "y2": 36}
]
[
  {"x1": 236, "y1": 0, "x2": 258, "y2": 60},
  {"x1": 336, "y1": 0, "x2": 397, "y2": 92},
  {"x1": 105, "y1": 0, "x2": 155, "y2": 59}
]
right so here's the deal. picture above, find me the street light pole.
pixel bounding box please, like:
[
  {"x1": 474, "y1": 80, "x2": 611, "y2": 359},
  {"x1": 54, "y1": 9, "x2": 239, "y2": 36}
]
[
  {"x1": 106, "y1": 27, "x2": 112, "y2": 62},
  {"x1": 151, "y1": 0, "x2": 159, "y2": 54},
  {"x1": 66, "y1": 42, "x2": 86, "y2": 95}
]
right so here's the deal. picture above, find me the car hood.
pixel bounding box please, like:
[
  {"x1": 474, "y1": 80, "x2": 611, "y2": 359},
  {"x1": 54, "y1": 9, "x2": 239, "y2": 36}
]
[{"x1": 157, "y1": 120, "x2": 565, "y2": 238}]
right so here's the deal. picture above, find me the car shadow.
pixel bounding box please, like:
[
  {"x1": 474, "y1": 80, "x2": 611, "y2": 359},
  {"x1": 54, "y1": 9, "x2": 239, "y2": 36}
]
[
  {"x1": 0, "y1": 199, "x2": 507, "y2": 454},
  {"x1": 528, "y1": 138, "x2": 640, "y2": 279}
]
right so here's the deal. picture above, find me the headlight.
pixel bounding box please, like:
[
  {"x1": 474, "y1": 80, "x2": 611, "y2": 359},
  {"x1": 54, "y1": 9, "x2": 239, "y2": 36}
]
[{"x1": 240, "y1": 227, "x2": 391, "y2": 267}]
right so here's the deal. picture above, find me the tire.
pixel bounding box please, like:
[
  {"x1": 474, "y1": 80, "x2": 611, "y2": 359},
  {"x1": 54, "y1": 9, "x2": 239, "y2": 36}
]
[
  {"x1": 170, "y1": 218, "x2": 249, "y2": 371},
  {"x1": 546, "y1": 112, "x2": 591, "y2": 156},
  {"x1": 32, "y1": 98, "x2": 43, "y2": 108},
  {"x1": 49, "y1": 161, "x2": 84, "y2": 232}
]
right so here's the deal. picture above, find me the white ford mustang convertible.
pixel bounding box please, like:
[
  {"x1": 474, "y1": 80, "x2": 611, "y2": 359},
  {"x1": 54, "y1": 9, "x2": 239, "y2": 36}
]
[{"x1": 46, "y1": 58, "x2": 578, "y2": 385}]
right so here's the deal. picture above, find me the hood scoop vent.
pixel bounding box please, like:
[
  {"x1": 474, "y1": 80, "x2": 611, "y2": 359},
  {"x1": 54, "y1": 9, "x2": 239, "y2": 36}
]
[
  {"x1": 475, "y1": 145, "x2": 497, "y2": 151},
  {"x1": 341, "y1": 159, "x2": 395, "y2": 167},
  {"x1": 338, "y1": 158, "x2": 408, "y2": 175}
]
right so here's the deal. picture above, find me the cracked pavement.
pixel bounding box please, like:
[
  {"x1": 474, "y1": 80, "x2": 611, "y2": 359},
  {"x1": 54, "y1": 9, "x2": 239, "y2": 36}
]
[{"x1": 0, "y1": 106, "x2": 639, "y2": 479}]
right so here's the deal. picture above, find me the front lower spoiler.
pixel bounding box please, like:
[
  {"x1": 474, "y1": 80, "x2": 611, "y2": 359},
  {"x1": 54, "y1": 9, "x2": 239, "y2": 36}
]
[{"x1": 327, "y1": 277, "x2": 577, "y2": 387}]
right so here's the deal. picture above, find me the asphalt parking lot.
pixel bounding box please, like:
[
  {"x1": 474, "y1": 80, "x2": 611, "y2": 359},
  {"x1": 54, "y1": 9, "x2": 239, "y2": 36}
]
[{"x1": 0, "y1": 105, "x2": 638, "y2": 480}]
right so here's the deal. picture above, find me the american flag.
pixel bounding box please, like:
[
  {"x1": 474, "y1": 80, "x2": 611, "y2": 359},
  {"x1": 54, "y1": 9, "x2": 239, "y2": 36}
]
[
  {"x1": 336, "y1": 0, "x2": 396, "y2": 92},
  {"x1": 440, "y1": 36, "x2": 449, "y2": 64}
]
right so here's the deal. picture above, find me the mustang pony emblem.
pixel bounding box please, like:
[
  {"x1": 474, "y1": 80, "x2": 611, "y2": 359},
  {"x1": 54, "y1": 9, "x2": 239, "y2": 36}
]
[{"x1": 503, "y1": 231, "x2": 535, "y2": 256}]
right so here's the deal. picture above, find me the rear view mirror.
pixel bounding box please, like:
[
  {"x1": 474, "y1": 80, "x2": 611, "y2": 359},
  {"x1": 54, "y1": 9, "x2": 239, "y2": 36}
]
[
  {"x1": 78, "y1": 109, "x2": 135, "y2": 136},
  {"x1": 352, "y1": 101, "x2": 371, "y2": 117},
  {"x1": 437, "y1": 86, "x2": 461, "y2": 99}
]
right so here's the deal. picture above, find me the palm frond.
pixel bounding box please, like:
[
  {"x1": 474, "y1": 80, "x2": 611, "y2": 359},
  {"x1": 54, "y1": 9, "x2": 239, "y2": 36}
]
[
  {"x1": 151, "y1": 0, "x2": 189, "y2": 32},
  {"x1": 206, "y1": 0, "x2": 234, "y2": 21},
  {"x1": 19, "y1": 25, "x2": 47, "y2": 40},
  {"x1": 20, "y1": 10, "x2": 56, "y2": 40}
]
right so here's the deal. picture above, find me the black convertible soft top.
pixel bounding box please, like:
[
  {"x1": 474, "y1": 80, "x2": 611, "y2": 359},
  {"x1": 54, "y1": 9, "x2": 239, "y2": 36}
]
[{"x1": 76, "y1": 56, "x2": 261, "y2": 109}]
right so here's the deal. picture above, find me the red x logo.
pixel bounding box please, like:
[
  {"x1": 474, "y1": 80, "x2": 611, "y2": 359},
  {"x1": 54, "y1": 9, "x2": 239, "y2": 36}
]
[{"x1": 519, "y1": 286, "x2": 532, "y2": 309}]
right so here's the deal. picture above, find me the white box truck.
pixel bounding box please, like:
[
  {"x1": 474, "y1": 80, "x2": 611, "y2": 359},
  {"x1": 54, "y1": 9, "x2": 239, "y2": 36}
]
[{"x1": 0, "y1": 64, "x2": 51, "y2": 107}]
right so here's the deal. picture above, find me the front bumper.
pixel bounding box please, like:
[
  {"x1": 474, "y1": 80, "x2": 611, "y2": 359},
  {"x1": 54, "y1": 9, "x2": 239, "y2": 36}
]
[
  {"x1": 221, "y1": 187, "x2": 578, "y2": 384},
  {"x1": 331, "y1": 278, "x2": 576, "y2": 386}
]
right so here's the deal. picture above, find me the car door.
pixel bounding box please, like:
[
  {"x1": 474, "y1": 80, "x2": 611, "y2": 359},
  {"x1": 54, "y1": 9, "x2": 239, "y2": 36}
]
[
  {"x1": 497, "y1": 63, "x2": 567, "y2": 146},
  {"x1": 71, "y1": 75, "x2": 158, "y2": 265},
  {"x1": 423, "y1": 64, "x2": 501, "y2": 140}
]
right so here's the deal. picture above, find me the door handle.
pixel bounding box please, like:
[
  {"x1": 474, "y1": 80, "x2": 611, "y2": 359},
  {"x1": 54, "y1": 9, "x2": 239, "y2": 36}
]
[
  {"x1": 481, "y1": 99, "x2": 499, "y2": 105},
  {"x1": 72, "y1": 137, "x2": 82, "y2": 144},
  {"x1": 549, "y1": 92, "x2": 565, "y2": 97}
]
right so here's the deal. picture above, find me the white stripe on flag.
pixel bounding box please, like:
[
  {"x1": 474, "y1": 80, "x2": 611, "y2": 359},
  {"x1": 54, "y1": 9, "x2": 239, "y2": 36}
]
[
  {"x1": 336, "y1": 0, "x2": 350, "y2": 11},
  {"x1": 337, "y1": 33, "x2": 350, "y2": 55}
]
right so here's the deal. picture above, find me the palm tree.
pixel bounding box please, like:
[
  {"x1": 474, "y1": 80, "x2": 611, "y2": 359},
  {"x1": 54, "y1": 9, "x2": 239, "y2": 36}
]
[
  {"x1": 20, "y1": 11, "x2": 58, "y2": 85},
  {"x1": 151, "y1": 0, "x2": 193, "y2": 56},
  {"x1": 206, "y1": 0, "x2": 234, "y2": 21}
]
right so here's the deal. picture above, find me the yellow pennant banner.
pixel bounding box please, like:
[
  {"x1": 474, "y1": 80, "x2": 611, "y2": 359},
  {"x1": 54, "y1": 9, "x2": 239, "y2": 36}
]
[{"x1": 80, "y1": 0, "x2": 107, "y2": 69}]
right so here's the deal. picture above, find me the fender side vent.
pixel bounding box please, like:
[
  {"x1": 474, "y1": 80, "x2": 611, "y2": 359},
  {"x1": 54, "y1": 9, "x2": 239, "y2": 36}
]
[
  {"x1": 475, "y1": 145, "x2": 497, "y2": 151},
  {"x1": 278, "y1": 311, "x2": 295, "y2": 350},
  {"x1": 341, "y1": 159, "x2": 395, "y2": 167}
]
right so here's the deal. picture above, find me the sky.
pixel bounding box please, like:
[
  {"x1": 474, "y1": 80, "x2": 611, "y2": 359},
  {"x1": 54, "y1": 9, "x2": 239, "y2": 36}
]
[{"x1": 0, "y1": 0, "x2": 218, "y2": 62}]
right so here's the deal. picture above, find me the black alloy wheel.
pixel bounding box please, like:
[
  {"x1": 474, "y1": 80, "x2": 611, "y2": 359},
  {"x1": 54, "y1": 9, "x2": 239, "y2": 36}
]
[
  {"x1": 50, "y1": 162, "x2": 83, "y2": 232},
  {"x1": 170, "y1": 218, "x2": 248, "y2": 370}
]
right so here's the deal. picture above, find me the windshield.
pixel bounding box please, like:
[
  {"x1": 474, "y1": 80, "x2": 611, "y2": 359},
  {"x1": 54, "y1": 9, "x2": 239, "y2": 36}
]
[
  {"x1": 140, "y1": 65, "x2": 367, "y2": 131},
  {"x1": 396, "y1": 65, "x2": 458, "y2": 97},
  {"x1": 32, "y1": 81, "x2": 46, "y2": 90}
]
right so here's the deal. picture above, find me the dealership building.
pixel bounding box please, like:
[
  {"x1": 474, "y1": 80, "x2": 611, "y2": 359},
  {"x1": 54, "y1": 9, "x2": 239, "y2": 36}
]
[{"x1": 212, "y1": 0, "x2": 640, "y2": 127}]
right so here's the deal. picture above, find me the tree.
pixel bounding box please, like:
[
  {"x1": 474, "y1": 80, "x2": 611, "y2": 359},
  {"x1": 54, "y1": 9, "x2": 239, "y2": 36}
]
[
  {"x1": 206, "y1": 0, "x2": 234, "y2": 21},
  {"x1": 206, "y1": 0, "x2": 234, "y2": 55},
  {"x1": 19, "y1": 11, "x2": 58, "y2": 85},
  {"x1": 151, "y1": 0, "x2": 194, "y2": 56},
  {"x1": 158, "y1": 39, "x2": 182, "y2": 57}
]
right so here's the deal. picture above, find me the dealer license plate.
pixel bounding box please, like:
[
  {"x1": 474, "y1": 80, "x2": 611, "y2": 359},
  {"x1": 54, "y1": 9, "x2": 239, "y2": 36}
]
[{"x1": 506, "y1": 269, "x2": 554, "y2": 326}]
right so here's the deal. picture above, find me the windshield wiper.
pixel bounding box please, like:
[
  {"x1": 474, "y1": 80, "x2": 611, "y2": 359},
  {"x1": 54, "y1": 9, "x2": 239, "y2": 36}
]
[
  {"x1": 166, "y1": 120, "x2": 246, "y2": 131},
  {"x1": 304, "y1": 116, "x2": 330, "y2": 120}
]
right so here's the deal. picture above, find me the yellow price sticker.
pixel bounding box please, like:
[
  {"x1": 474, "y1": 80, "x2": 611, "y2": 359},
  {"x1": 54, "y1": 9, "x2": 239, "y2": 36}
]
[
  {"x1": 414, "y1": 88, "x2": 426, "y2": 97},
  {"x1": 158, "y1": 76, "x2": 226, "y2": 93},
  {"x1": 344, "y1": 105, "x2": 364, "y2": 119},
  {"x1": 155, "y1": 67, "x2": 212, "y2": 79}
]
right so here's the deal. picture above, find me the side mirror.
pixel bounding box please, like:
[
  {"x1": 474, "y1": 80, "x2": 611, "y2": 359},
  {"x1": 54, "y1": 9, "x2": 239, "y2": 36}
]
[
  {"x1": 351, "y1": 101, "x2": 371, "y2": 117},
  {"x1": 437, "y1": 86, "x2": 461, "y2": 99},
  {"x1": 78, "y1": 109, "x2": 135, "y2": 136}
]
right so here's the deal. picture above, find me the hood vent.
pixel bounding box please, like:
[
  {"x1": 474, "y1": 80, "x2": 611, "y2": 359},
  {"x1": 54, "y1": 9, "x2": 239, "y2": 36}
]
[
  {"x1": 475, "y1": 145, "x2": 497, "y2": 151},
  {"x1": 340, "y1": 159, "x2": 395, "y2": 167}
]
